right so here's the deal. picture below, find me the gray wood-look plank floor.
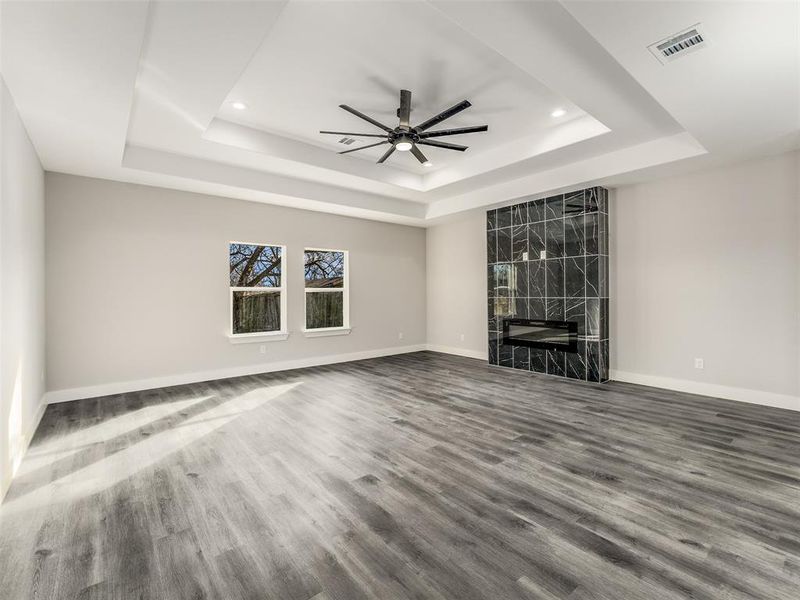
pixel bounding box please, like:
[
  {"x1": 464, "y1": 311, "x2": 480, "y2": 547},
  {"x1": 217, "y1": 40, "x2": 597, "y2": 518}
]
[{"x1": 1, "y1": 351, "x2": 798, "y2": 600}]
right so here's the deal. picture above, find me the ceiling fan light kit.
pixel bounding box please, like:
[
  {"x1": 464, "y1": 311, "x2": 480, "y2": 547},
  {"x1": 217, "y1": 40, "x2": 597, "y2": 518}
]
[{"x1": 320, "y1": 89, "x2": 488, "y2": 165}]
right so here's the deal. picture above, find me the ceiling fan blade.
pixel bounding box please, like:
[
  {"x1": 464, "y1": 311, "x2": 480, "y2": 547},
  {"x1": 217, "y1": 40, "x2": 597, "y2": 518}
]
[
  {"x1": 414, "y1": 99, "x2": 471, "y2": 132},
  {"x1": 398, "y1": 89, "x2": 411, "y2": 128},
  {"x1": 409, "y1": 144, "x2": 429, "y2": 165},
  {"x1": 339, "y1": 104, "x2": 393, "y2": 133},
  {"x1": 417, "y1": 139, "x2": 468, "y2": 152},
  {"x1": 377, "y1": 145, "x2": 396, "y2": 164},
  {"x1": 338, "y1": 140, "x2": 388, "y2": 155},
  {"x1": 320, "y1": 130, "x2": 387, "y2": 138},
  {"x1": 419, "y1": 125, "x2": 488, "y2": 138}
]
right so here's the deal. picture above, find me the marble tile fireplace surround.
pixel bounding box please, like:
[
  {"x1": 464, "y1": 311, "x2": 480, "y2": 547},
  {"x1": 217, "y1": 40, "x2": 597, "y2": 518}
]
[{"x1": 487, "y1": 187, "x2": 609, "y2": 382}]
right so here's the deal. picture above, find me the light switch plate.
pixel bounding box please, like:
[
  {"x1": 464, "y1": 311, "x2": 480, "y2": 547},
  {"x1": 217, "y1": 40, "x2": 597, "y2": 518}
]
[{"x1": 540, "y1": 250, "x2": 547, "y2": 259}]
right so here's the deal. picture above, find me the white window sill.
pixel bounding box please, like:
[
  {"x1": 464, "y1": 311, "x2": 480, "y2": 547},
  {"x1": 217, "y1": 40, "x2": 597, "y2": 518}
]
[
  {"x1": 301, "y1": 327, "x2": 351, "y2": 338},
  {"x1": 228, "y1": 332, "x2": 289, "y2": 344}
]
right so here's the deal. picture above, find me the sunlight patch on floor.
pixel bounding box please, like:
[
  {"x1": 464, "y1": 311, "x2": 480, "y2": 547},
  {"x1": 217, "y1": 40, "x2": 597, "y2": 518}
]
[
  {"x1": 0, "y1": 381, "x2": 302, "y2": 517},
  {"x1": 19, "y1": 395, "x2": 210, "y2": 475}
]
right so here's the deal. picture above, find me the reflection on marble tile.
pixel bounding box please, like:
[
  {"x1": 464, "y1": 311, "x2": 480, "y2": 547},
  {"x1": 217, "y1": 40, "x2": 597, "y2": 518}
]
[
  {"x1": 487, "y1": 229, "x2": 497, "y2": 264},
  {"x1": 584, "y1": 213, "x2": 598, "y2": 255},
  {"x1": 564, "y1": 190, "x2": 585, "y2": 216},
  {"x1": 487, "y1": 209, "x2": 496, "y2": 230},
  {"x1": 546, "y1": 258, "x2": 564, "y2": 297},
  {"x1": 497, "y1": 206, "x2": 511, "y2": 229},
  {"x1": 585, "y1": 256, "x2": 599, "y2": 297},
  {"x1": 530, "y1": 348, "x2": 547, "y2": 373},
  {"x1": 495, "y1": 297, "x2": 513, "y2": 321},
  {"x1": 586, "y1": 298, "x2": 600, "y2": 337},
  {"x1": 599, "y1": 187, "x2": 608, "y2": 214},
  {"x1": 527, "y1": 221, "x2": 545, "y2": 258},
  {"x1": 565, "y1": 298, "x2": 585, "y2": 336},
  {"x1": 528, "y1": 199, "x2": 545, "y2": 223},
  {"x1": 564, "y1": 215, "x2": 585, "y2": 257},
  {"x1": 546, "y1": 297, "x2": 565, "y2": 321},
  {"x1": 565, "y1": 257, "x2": 586, "y2": 298},
  {"x1": 493, "y1": 263, "x2": 512, "y2": 296},
  {"x1": 512, "y1": 225, "x2": 528, "y2": 262},
  {"x1": 497, "y1": 228, "x2": 512, "y2": 263},
  {"x1": 547, "y1": 350, "x2": 566, "y2": 377},
  {"x1": 528, "y1": 298, "x2": 545, "y2": 320},
  {"x1": 566, "y1": 339, "x2": 586, "y2": 380},
  {"x1": 528, "y1": 260, "x2": 546, "y2": 297},
  {"x1": 545, "y1": 219, "x2": 564, "y2": 258},
  {"x1": 545, "y1": 195, "x2": 563, "y2": 220},
  {"x1": 600, "y1": 339, "x2": 609, "y2": 382},
  {"x1": 601, "y1": 298, "x2": 609, "y2": 339},
  {"x1": 513, "y1": 346, "x2": 530, "y2": 370}
]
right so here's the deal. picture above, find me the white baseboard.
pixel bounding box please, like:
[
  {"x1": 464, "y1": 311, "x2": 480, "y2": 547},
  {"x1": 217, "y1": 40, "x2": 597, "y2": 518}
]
[
  {"x1": 1, "y1": 396, "x2": 47, "y2": 501},
  {"x1": 610, "y1": 370, "x2": 800, "y2": 412},
  {"x1": 44, "y1": 344, "x2": 427, "y2": 404},
  {"x1": 425, "y1": 344, "x2": 488, "y2": 360}
]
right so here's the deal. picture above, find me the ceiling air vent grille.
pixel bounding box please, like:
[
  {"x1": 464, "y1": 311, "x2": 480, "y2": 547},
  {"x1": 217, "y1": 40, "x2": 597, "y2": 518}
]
[
  {"x1": 648, "y1": 24, "x2": 708, "y2": 64},
  {"x1": 338, "y1": 137, "x2": 356, "y2": 145}
]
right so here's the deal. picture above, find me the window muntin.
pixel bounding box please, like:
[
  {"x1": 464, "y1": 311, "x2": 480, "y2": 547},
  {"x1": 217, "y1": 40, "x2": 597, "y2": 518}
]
[
  {"x1": 304, "y1": 249, "x2": 348, "y2": 330},
  {"x1": 230, "y1": 243, "x2": 285, "y2": 335}
]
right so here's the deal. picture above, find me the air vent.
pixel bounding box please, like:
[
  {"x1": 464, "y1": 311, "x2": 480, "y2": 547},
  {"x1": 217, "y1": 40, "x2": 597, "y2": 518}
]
[
  {"x1": 338, "y1": 137, "x2": 356, "y2": 145},
  {"x1": 648, "y1": 24, "x2": 708, "y2": 64}
]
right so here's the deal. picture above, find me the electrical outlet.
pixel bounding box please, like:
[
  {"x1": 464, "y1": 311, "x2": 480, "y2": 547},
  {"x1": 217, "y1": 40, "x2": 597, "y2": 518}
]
[
  {"x1": 259, "y1": 345, "x2": 267, "y2": 355},
  {"x1": 522, "y1": 251, "x2": 529, "y2": 261},
  {"x1": 398, "y1": 332, "x2": 404, "y2": 340},
  {"x1": 539, "y1": 250, "x2": 547, "y2": 259},
  {"x1": 694, "y1": 358, "x2": 704, "y2": 369}
]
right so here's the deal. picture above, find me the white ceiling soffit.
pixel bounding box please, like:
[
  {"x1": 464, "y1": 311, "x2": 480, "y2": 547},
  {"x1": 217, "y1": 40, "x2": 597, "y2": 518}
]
[
  {"x1": 561, "y1": 0, "x2": 800, "y2": 155},
  {"x1": 6, "y1": 1, "x2": 793, "y2": 225}
]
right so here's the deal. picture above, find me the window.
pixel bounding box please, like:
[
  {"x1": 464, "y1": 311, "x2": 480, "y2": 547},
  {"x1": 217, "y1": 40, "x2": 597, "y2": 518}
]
[
  {"x1": 304, "y1": 249, "x2": 349, "y2": 332},
  {"x1": 229, "y1": 242, "x2": 286, "y2": 337}
]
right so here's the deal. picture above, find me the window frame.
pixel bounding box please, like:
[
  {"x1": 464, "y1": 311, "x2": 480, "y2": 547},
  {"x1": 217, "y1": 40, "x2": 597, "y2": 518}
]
[
  {"x1": 228, "y1": 241, "x2": 288, "y2": 342},
  {"x1": 302, "y1": 247, "x2": 350, "y2": 335}
]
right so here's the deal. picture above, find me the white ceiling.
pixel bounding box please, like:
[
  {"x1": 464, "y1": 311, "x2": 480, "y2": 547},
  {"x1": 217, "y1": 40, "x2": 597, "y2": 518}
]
[{"x1": 1, "y1": 0, "x2": 797, "y2": 226}]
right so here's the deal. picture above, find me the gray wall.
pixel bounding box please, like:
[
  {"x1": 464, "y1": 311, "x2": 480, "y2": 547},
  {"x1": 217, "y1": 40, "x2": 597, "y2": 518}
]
[
  {"x1": 45, "y1": 173, "x2": 427, "y2": 396},
  {"x1": 426, "y1": 214, "x2": 488, "y2": 359},
  {"x1": 611, "y1": 151, "x2": 799, "y2": 408},
  {"x1": 1, "y1": 78, "x2": 46, "y2": 499}
]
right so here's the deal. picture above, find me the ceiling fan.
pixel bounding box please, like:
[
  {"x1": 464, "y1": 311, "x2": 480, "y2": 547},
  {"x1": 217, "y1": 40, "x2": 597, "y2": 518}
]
[{"x1": 320, "y1": 89, "x2": 488, "y2": 165}]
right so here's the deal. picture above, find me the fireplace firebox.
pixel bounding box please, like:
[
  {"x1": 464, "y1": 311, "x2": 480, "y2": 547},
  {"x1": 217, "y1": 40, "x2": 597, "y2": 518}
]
[{"x1": 502, "y1": 318, "x2": 578, "y2": 353}]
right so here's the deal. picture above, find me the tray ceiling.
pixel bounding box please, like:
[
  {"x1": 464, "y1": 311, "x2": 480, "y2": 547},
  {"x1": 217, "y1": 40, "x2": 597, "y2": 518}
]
[{"x1": 1, "y1": 1, "x2": 796, "y2": 225}]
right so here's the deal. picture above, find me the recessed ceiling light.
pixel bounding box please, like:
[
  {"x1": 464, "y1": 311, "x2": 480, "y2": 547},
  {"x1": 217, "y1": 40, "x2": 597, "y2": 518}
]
[
  {"x1": 551, "y1": 108, "x2": 566, "y2": 118},
  {"x1": 423, "y1": 161, "x2": 433, "y2": 167},
  {"x1": 231, "y1": 101, "x2": 248, "y2": 110}
]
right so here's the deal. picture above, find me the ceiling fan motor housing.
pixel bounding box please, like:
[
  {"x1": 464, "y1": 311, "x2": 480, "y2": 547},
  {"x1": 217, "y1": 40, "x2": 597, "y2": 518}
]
[{"x1": 321, "y1": 88, "x2": 488, "y2": 164}]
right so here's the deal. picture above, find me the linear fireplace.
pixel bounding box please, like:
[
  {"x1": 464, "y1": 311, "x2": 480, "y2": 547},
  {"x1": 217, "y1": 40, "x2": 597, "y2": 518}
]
[{"x1": 503, "y1": 318, "x2": 578, "y2": 353}]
